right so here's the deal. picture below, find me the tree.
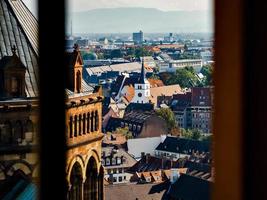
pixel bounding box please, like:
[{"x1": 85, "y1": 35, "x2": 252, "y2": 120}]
[
  {"x1": 113, "y1": 127, "x2": 133, "y2": 139},
  {"x1": 180, "y1": 128, "x2": 193, "y2": 139},
  {"x1": 159, "y1": 72, "x2": 173, "y2": 85},
  {"x1": 200, "y1": 65, "x2": 213, "y2": 86},
  {"x1": 166, "y1": 67, "x2": 198, "y2": 88},
  {"x1": 110, "y1": 49, "x2": 122, "y2": 58},
  {"x1": 156, "y1": 108, "x2": 178, "y2": 134},
  {"x1": 191, "y1": 129, "x2": 202, "y2": 140},
  {"x1": 134, "y1": 47, "x2": 152, "y2": 58},
  {"x1": 81, "y1": 51, "x2": 97, "y2": 60}
]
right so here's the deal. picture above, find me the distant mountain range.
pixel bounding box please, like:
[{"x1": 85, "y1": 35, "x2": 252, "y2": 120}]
[{"x1": 68, "y1": 7, "x2": 213, "y2": 34}]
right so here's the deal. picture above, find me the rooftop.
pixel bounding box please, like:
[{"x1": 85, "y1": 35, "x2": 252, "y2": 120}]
[
  {"x1": 155, "y1": 136, "x2": 211, "y2": 155},
  {"x1": 0, "y1": 0, "x2": 39, "y2": 97}
]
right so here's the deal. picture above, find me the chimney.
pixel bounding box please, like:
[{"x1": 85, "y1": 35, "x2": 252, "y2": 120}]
[
  {"x1": 170, "y1": 168, "x2": 180, "y2": 183},
  {"x1": 145, "y1": 153, "x2": 150, "y2": 164},
  {"x1": 141, "y1": 152, "x2": 145, "y2": 160}
]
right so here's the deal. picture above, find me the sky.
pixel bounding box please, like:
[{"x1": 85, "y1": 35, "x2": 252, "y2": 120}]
[
  {"x1": 22, "y1": 0, "x2": 37, "y2": 16},
  {"x1": 23, "y1": 0, "x2": 213, "y2": 14}
]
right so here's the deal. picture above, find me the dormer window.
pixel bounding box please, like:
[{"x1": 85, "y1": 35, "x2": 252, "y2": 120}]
[
  {"x1": 105, "y1": 158, "x2": 110, "y2": 166},
  {"x1": 11, "y1": 77, "x2": 20, "y2": 96},
  {"x1": 117, "y1": 157, "x2": 121, "y2": 164},
  {"x1": 112, "y1": 158, "x2": 116, "y2": 165}
]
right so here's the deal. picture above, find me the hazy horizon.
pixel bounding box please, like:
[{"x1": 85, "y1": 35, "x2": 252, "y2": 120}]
[
  {"x1": 67, "y1": 0, "x2": 213, "y2": 12},
  {"x1": 68, "y1": 7, "x2": 213, "y2": 34}
]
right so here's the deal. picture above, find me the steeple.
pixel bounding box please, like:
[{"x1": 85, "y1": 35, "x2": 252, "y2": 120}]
[{"x1": 139, "y1": 57, "x2": 145, "y2": 84}]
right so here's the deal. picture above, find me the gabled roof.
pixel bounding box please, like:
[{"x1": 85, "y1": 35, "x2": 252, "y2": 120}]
[
  {"x1": 149, "y1": 84, "x2": 183, "y2": 105},
  {"x1": 0, "y1": 0, "x2": 39, "y2": 97},
  {"x1": 125, "y1": 103, "x2": 154, "y2": 113},
  {"x1": 129, "y1": 156, "x2": 185, "y2": 172},
  {"x1": 168, "y1": 174, "x2": 211, "y2": 200},
  {"x1": 155, "y1": 136, "x2": 210, "y2": 154}
]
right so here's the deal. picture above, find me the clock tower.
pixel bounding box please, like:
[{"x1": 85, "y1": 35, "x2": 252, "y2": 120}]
[{"x1": 131, "y1": 58, "x2": 150, "y2": 104}]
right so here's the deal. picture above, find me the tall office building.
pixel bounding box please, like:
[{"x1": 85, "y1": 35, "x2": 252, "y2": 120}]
[{"x1": 132, "y1": 30, "x2": 144, "y2": 44}]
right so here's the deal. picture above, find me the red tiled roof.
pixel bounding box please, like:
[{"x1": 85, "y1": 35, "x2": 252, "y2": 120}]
[{"x1": 148, "y1": 79, "x2": 165, "y2": 88}]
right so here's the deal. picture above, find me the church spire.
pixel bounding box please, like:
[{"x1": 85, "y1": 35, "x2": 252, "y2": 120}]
[{"x1": 139, "y1": 57, "x2": 145, "y2": 84}]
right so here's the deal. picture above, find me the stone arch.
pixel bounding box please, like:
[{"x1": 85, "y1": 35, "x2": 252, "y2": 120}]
[
  {"x1": 67, "y1": 155, "x2": 86, "y2": 185},
  {"x1": 6, "y1": 161, "x2": 32, "y2": 177},
  {"x1": 25, "y1": 119, "x2": 34, "y2": 132},
  {"x1": 74, "y1": 115, "x2": 78, "y2": 137},
  {"x1": 69, "y1": 116, "x2": 73, "y2": 138},
  {"x1": 98, "y1": 165, "x2": 104, "y2": 200},
  {"x1": 2, "y1": 121, "x2": 12, "y2": 144},
  {"x1": 32, "y1": 163, "x2": 39, "y2": 179},
  {"x1": 78, "y1": 114, "x2": 82, "y2": 135},
  {"x1": 84, "y1": 156, "x2": 98, "y2": 200},
  {"x1": 87, "y1": 112, "x2": 90, "y2": 133},
  {"x1": 94, "y1": 110, "x2": 99, "y2": 131},
  {"x1": 90, "y1": 111, "x2": 95, "y2": 132},
  {"x1": 68, "y1": 162, "x2": 83, "y2": 200},
  {"x1": 84, "y1": 149, "x2": 101, "y2": 173},
  {"x1": 83, "y1": 113, "x2": 86, "y2": 135},
  {"x1": 25, "y1": 119, "x2": 34, "y2": 142},
  {"x1": 14, "y1": 120, "x2": 23, "y2": 143}
]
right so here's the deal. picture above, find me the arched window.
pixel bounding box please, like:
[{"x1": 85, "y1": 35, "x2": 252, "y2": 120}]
[
  {"x1": 2, "y1": 121, "x2": 12, "y2": 144},
  {"x1": 76, "y1": 70, "x2": 81, "y2": 93},
  {"x1": 78, "y1": 114, "x2": 82, "y2": 135},
  {"x1": 69, "y1": 116, "x2": 73, "y2": 138},
  {"x1": 69, "y1": 162, "x2": 83, "y2": 200},
  {"x1": 87, "y1": 113, "x2": 90, "y2": 133},
  {"x1": 74, "y1": 115, "x2": 78, "y2": 137},
  {"x1": 90, "y1": 112, "x2": 94, "y2": 132},
  {"x1": 14, "y1": 121, "x2": 23, "y2": 144},
  {"x1": 83, "y1": 113, "x2": 86, "y2": 134},
  {"x1": 25, "y1": 120, "x2": 33, "y2": 133},
  {"x1": 25, "y1": 120, "x2": 34, "y2": 142},
  {"x1": 95, "y1": 111, "x2": 99, "y2": 131}
]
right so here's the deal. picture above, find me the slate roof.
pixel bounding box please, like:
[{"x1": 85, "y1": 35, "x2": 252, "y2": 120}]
[
  {"x1": 129, "y1": 156, "x2": 186, "y2": 173},
  {"x1": 102, "y1": 147, "x2": 137, "y2": 169},
  {"x1": 155, "y1": 136, "x2": 210, "y2": 154},
  {"x1": 0, "y1": 0, "x2": 39, "y2": 97},
  {"x1": 105, "y1": 111, "x2": 155, "y2": 136},
  {"x1": 167, "y1": 174, "x2": 211, "y2": 200},
  {"x1": 125, "y1": 103, "x2": 154, "y2": 113}
]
